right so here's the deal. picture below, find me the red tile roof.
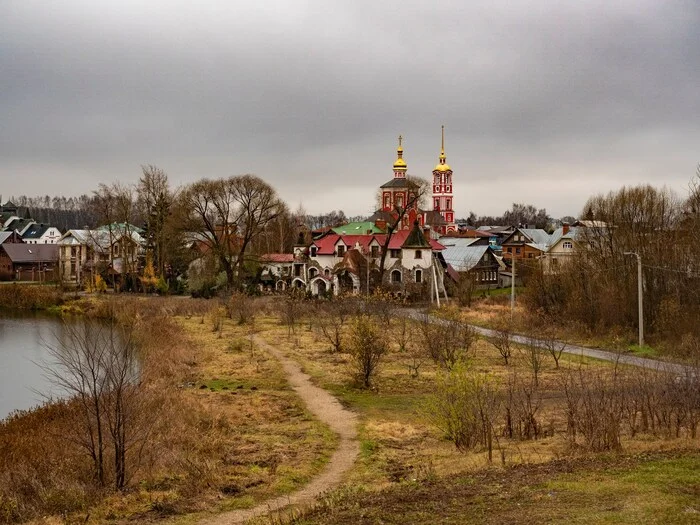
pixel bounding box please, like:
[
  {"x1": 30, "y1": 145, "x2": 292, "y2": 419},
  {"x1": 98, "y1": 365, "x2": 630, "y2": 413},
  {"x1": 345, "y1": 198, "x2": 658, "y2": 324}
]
[
  {"x1": 260, "y1": 253, "x2": 294, "y2": 263},
  {"x1": 312, "y1": 231, "x2": 444, "y2": 254}
]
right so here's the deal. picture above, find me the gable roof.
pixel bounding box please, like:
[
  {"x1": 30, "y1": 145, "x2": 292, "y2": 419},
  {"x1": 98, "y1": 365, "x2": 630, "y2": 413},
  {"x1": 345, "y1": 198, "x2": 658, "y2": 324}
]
[
  {"x1": 1, "y1": 243, "x2": 58, "y2": 263},
  {"x1": 380, "y1": 178, "x2": 418, "y2": 189},
  {"x1": 0, "y1": 231, "x2": 20, "y2": 244},
  {"x1": 438, "y1": 237, "x2": 481, "y2": 248},
  {"x1": 401, "y1": 221, "x2": 431, "y2": 248},
  {"x1": 442, "y1": 245, "x2": 494, "y2": 272},
  {"x1": 4, "y1": 218, "x2": 35, "y2": 235},
  {"x1": 22, "y1": 223, "x2": 51, "y2": 239},
  {"x1": 312, "y1": 231, "x2": 444, "y2": 255}
]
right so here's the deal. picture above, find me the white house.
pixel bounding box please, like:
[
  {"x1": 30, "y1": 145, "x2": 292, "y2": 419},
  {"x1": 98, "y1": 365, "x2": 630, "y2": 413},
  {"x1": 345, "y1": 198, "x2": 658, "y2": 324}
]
[{"x1": 21, "y1": 223, "x2": 62, "y2": 244}]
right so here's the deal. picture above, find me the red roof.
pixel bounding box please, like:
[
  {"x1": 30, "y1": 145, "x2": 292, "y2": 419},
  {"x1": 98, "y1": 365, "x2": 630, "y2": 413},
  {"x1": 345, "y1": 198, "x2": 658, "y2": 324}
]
[
  {"x1": 312, "y1": 232, "x2": 444, "y2": 254},
  {"x1": 260, "y1": 253, "x2": 294, "y2": 263}
]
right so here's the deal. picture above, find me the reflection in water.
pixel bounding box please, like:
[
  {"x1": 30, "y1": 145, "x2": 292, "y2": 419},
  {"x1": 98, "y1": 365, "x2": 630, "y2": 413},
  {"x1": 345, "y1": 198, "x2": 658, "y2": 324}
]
[{"x1": 0, "y1": 313, "x2": 98, "y2": 421}]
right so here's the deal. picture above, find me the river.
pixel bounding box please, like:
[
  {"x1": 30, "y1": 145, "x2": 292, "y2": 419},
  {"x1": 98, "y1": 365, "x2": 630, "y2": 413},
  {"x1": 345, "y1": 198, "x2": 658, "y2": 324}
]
[{"x1": 0, "y1": 312, "x2": 74, "y2": 421}]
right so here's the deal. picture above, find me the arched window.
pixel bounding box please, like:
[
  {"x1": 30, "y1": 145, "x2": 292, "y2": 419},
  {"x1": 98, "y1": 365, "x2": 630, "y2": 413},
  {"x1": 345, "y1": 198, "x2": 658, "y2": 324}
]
[
  {"x1": 415, "y1": 269, "x2": 423, "y2": 283},
  {"x1": 324, "y1": 268, "x2": 331, "y2": 278},
  {"x1": 391, "y1": 270, "x2": 402, "y2": 283},
  {"x1": 308, "y1": 267, "x2": 318, "y2": 278}
]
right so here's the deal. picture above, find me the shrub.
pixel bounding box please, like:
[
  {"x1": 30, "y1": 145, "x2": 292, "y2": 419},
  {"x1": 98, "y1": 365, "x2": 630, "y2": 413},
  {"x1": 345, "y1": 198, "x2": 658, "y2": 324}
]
[{"x1": 348, "y1": 315, "x2": 387, "y2": 388}]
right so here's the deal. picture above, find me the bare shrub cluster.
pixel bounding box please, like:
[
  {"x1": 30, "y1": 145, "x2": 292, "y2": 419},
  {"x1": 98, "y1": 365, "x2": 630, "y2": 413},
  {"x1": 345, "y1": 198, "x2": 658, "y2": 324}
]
[
  {"x1": 0, "y1": 284, "x2": 62, "y2": 310},
  {"x1": 418, "y1": 309, "x2": 477, "y2": 369},
  {"x1": 430, "y1": 358, "x2": 700, "y2": 459}
]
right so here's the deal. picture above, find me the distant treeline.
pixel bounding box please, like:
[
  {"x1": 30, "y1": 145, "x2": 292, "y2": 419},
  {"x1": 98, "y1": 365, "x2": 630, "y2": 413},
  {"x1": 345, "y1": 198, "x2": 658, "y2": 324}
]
[{"x1": 10, "y1": 195, "x2": 101, "y2": 230}]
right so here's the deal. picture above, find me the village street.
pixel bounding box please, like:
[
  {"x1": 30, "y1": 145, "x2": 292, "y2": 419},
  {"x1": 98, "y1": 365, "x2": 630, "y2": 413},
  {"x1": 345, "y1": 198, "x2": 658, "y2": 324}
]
[{"x1": 404, "y1": 308, "x2": 697, "y2": 377}]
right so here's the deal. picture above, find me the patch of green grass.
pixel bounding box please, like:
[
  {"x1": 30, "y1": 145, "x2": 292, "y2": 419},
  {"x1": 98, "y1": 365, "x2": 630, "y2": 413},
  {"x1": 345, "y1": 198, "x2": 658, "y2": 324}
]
[
  {"x1": 326, "y1": 386, "x2": 427, "y2": 419},
  {"x1": 360, "y1": 439, "x2": 379, "y2": 458},
  {"x1": 627, "y1": 344, "x2": 658, "y2": 358}
]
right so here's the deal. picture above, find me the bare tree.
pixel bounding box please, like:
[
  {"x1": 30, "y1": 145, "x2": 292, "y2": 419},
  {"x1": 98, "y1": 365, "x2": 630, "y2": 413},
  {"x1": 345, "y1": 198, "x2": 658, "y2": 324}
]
[
  {"x1": 492, "y1": 322, "x2": 513, "y2": 365},
  {"x1": 137, "y1": 165, "x2": 174, "y2": 277},
  {"x1": 540, "y1": 325, "x2": 567, "y2": 368},
  {"x1": 43, "y1": 320, "x2": 150, "y2": 489},
  {"x1": 178, "y1": 175, "x2": 286, "y2": 287}
]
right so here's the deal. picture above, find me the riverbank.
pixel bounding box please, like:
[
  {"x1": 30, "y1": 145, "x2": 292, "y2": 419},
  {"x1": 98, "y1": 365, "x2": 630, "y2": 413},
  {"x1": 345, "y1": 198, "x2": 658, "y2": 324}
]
[{"x1": 0, "y1": 296, "x2": 336, "y2": 524}]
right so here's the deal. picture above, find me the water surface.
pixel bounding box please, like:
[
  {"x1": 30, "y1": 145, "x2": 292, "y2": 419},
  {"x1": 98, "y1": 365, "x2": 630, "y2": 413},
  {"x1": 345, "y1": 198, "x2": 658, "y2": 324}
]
[{"x1": 0, "y1": 312, "x2": 73, "y2": 421}]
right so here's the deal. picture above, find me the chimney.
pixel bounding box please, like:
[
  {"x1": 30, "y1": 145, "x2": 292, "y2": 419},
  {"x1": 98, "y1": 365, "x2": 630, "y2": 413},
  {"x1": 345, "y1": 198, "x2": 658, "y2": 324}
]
[
  {"x1": 375, "y1": 219, "x2": 387, "y2": 231},
  {"x1": 563, "y1": 223, "x2": 570, "y2": 235}
]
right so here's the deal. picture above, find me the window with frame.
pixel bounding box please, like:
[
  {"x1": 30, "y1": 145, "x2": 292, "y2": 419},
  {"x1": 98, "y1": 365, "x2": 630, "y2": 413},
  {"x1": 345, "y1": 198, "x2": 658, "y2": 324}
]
[
  {"x1": 390, "y1": 249, "x2": 400, "y2": 259},
  {"x1": 515, "y1": 247, "x2": 521, "y2": 254},
  {"x1": 391, "y1": 270, "x2": 402, "y2": 283},
  {"x1": 414, "y1": 249, "x2": 422, "y2": 259},
  {"x1": 336, "y1": 245, "x2": 345, "y2": 256},
  {"x1": 371, "y1": 245, "x2": 379, "y2": 258},
  {"x1": 563, "y1": 241, "x2": 573, "y2": 249},
  {"x1": 415, "y1": 269, "x2": 423, "y2": 283},
  {"x1": 308, "y1": 267, "x2": 318, "y2": 278}
]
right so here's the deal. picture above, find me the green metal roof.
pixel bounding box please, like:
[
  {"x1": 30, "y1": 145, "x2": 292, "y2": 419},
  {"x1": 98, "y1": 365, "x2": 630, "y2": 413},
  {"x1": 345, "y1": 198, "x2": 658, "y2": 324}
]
[{"x1": 331, "y1": 221, "x2": 385, "y2": 234}]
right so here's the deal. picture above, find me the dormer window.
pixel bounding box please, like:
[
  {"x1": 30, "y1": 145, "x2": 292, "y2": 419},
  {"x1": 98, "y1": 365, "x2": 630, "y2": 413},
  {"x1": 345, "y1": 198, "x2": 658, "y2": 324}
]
[
  {"x1": 336, "y1": 245, "x2": 345, "y2": 257},
  {"x1": 563, "y1": 241, "x2": 573, "y2": 249}
]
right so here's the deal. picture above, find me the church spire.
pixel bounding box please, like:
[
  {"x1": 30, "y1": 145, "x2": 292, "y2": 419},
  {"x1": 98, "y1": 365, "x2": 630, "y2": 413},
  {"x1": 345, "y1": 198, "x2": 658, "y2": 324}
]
[
  {"x1": 434, "y1": 125, "x2": 451, "y2": 172},
  {"x1": 393, "y1": 134, "x2": 407, "y2": 177}
]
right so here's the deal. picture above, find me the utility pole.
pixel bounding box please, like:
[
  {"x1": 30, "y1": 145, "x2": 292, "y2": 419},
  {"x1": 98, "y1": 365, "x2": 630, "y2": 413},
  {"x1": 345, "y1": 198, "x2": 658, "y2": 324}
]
[
  {"x1": 623, "y1": 252, "x2": 644, "y2": 348},
  {"x1": 510, "y1": 254, "x2": 515, "y2": 321}
]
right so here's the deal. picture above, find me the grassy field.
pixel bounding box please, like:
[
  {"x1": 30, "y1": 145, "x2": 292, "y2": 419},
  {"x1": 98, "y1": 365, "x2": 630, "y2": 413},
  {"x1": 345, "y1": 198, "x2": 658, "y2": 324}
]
[
  {"x1": 6, "y1": 295, "x2": 698, "y2": 524},
  {"x1": 290, "y1": 451, "x2": 700, "y2": 524}
]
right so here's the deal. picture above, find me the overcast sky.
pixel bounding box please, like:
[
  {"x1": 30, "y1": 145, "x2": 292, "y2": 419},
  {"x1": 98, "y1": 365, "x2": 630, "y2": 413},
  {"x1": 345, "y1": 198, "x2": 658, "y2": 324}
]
[{"x1": 1, "y1": 0, "x2": 698, "y2": 219}]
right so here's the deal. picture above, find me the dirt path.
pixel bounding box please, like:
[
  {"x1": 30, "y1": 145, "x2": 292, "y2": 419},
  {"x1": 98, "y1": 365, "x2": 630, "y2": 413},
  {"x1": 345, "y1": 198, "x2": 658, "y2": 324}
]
[{"x1": 197, "y1": 336, "x2": 359, "y2": 525}]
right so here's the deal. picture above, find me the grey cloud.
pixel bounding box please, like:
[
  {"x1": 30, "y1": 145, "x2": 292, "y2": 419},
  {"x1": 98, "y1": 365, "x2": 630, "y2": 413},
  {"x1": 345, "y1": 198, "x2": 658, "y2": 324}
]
[{"x1": 1, "y1": 0, "x2": 698, "y2": 219}]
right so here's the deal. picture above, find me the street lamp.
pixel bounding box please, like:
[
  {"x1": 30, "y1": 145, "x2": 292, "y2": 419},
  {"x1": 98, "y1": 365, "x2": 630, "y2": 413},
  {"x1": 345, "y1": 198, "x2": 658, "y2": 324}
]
[{"x1": 623, "y1": 252, "x2": 644, "y2": 348}]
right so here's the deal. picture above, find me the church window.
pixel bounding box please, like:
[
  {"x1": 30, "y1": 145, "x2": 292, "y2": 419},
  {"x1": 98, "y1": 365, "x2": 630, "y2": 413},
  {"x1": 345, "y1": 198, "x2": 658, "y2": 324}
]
[
  {"x1": 391, "y1": 270, "x2": 402, "y2": 283},
  {"x1": 446, "y1": 199, "x2": 451, "y2": 209},
  {"x1": 396, "y1": 194, "x2": 403, "y2": 208},
  {"x1": 415, "y1": 269, "x2": 423, "y2": 283},
  {"x1": 309, "y1": 267, "x2": 318, "y2": 278},
  {"x1": 324, "y1": 268, "x2": 331, "y2": 277},
  {"x1": 415, "y1": 250, "x2": 422, "y2": 259},
  {"x1": 435, "y1": 198, "x2": 439, "y2": 209}
]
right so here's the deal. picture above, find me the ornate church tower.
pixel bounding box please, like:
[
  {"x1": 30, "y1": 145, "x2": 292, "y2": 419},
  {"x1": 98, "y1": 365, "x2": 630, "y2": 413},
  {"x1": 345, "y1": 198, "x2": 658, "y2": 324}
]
[
  {"x1": 377, "y1": 135, "x2": 422, "y2": 230},
  {"x1": 432, "y1": 126, "x2": 456, "y2": 234}
]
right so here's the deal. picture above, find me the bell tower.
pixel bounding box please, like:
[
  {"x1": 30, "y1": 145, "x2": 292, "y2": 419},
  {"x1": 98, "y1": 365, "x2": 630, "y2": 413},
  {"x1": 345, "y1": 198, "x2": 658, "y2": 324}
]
[{"x1": 432, "y1": 126, "x2": 456, "y2": 234}]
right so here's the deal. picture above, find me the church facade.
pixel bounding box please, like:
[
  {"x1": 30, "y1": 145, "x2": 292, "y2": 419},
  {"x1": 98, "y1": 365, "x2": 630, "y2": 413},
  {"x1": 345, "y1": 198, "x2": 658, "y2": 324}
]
[{"x1": 372, "y1": 130, "x2": 458, "y2": 235}]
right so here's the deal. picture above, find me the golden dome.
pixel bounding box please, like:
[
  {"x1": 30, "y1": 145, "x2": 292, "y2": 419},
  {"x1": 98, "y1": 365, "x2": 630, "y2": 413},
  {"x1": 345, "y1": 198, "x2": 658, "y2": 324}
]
[
  {"x1": 434, "y1": 162, "x2": 451, "y2": 172},
  {"x1": 393, "y1": 135, "x2": 407, "y2": 171}
]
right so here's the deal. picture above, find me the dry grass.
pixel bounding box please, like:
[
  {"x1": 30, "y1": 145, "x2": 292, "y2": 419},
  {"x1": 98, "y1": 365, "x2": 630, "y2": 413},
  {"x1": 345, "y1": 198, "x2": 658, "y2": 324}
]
[{"x1": 1, "y1": 296, "x2": 336, "y2": 524}]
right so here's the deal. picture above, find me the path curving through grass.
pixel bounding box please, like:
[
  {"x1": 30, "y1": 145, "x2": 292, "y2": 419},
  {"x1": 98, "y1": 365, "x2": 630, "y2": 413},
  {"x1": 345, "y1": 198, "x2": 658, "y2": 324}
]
[{"x1": 197, "y1": 336, "x2": 359, "y2": 525}]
